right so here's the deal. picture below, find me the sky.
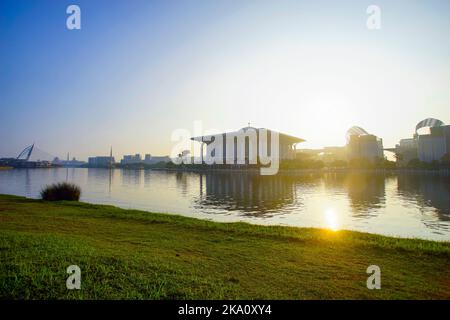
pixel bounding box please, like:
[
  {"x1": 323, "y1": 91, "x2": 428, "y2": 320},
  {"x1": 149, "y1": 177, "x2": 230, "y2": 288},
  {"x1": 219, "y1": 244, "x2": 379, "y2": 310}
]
[{"x1": 1, "y1": 0, "x2": 450, "y2": 161}]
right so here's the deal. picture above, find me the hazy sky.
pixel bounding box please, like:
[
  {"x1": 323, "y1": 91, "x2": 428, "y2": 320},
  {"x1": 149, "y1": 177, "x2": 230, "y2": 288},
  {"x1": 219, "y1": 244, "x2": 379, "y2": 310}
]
[{"x1": 1, "y1": 0, "x2": 449, "y2": 160}]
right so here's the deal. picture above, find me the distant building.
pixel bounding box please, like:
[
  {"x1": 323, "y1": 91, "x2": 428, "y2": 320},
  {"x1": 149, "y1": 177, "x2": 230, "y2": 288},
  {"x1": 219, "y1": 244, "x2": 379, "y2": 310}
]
[
  {"x1": 295, "y1": 147, "x2": 348, "y2": 164},
  {"x1": 322, "y1": 146, "x2": 348, "y2": 163},
  {"x1": 144, "y1": 155, "x2": 171, "y2": 164},
  {"x1": 418, "y1": 125, "x2": 450, "y2": 162},
  {"x1": 88, "y1": 156, "x2": 115, "y2": 167},
  {"x1": 391, "y1": 138, "x2": 418, "y2": 166},
  {"x1": 347, "y1": 134, "x2": 384, "y2": 162},
  {"x1": 52, "y1": 156, "x2": 86, "y2": 167},
  {"x1": 388, "y1": 118, "x2": 449, "y2": 165},
  {"x1": 121, "y1": 154, "x2": 142, "y2": 165},
  {"x1": 88, "y1": 147, "x2": 115, "y2": 167},
  {"x1": 346, "y1": 126, "x2": 384, "y2": 162},
  {"x1": 295, "y1": 148, "x2": 323, "y2": 160},
  {"x1": 191, "y1": 126, "x2": 305, "y2": 165},
  {"x1": 297, "y1": 127, "x2": 383, "y2": 165},
  {"x1": 119, "y1": 154, "x2": 170, "y2": 166}
]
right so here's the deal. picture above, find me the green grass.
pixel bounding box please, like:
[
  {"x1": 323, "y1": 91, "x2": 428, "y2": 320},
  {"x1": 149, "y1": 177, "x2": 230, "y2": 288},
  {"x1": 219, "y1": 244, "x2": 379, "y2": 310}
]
[{"x1": 0, "y1": 194, "x2": 449, "y2": 300}]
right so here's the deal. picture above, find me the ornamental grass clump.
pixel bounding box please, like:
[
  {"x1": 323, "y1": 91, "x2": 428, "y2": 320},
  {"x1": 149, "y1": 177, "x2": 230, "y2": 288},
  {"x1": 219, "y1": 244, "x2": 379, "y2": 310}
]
[{"x1": 40, "y1": 182, "x2": 81, "y2": 201}]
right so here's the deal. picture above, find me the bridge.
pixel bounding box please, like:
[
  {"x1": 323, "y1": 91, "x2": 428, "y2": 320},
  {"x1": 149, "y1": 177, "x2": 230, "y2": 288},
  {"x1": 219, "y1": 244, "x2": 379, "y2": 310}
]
[{"x1": 0, "y1": 144, "x2": 59, "y2": 168}]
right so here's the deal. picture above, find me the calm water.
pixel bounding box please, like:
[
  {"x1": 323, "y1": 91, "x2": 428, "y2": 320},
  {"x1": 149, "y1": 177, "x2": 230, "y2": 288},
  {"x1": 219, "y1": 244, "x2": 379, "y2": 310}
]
[{"x1": 0, "y1": 168, "x2": 449, "y2": 241}]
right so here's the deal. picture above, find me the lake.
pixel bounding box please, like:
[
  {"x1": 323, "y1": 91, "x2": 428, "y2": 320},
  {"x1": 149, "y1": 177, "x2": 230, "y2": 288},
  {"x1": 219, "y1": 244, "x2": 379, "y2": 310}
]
[{"x1": 0, "y1": 168, "x2": 449, "y2": 241}]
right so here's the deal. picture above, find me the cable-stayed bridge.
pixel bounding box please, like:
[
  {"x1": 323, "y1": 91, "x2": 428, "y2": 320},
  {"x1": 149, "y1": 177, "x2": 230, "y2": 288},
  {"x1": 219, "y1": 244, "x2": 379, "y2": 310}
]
[{"x1": 0, "y1": 144, "x2": 68, "y2": 168}]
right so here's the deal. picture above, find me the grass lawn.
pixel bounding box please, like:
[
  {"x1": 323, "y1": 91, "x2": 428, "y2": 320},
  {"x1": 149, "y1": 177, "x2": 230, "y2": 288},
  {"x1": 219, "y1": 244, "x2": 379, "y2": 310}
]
[{"x1": 0, "y1": 194, "x2": 449, "y2": 300}]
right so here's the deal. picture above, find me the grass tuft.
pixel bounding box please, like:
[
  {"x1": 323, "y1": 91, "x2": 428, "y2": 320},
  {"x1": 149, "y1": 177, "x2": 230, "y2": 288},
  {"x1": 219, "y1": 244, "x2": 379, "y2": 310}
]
[{"x1": 40, "y1": 182, "x2": 81, "y2": 201}]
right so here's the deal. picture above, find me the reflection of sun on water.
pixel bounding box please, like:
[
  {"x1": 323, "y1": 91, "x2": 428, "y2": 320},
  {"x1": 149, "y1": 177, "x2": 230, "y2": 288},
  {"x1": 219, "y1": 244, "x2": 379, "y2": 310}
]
[{"x1": 325, "y1": 208, "x2": 339, "y2": 232}]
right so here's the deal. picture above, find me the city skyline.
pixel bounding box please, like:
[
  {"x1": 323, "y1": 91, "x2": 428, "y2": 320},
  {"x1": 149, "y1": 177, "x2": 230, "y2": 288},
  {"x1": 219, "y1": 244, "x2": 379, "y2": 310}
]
[
  {"x1": 1, "y1": 0, "x2": 450, "y2": 160},
  {"x1": 4, "y1": 117, "x2": 448, "y2": 163}
]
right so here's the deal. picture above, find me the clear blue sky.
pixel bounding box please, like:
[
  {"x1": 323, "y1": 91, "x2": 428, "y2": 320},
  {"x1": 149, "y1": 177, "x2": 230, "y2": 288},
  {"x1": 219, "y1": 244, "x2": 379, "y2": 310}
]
[{"x1": 1, "y1": 0, "x2": 450, "y2": 160}]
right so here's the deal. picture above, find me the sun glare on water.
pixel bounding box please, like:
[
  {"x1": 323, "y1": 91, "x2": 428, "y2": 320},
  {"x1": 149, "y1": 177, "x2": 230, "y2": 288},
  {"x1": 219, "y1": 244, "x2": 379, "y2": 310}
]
[{"x1": 325, "y1": 208, "x2": 340, "y2": 232}]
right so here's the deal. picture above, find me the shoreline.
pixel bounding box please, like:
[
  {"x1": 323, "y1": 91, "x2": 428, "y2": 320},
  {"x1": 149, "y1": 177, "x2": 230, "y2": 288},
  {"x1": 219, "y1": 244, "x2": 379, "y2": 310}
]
[
  {"x1": 153, "y1": 167, "x2": 450, "y2": 175},
  {"x1": 0, "y1": 192, "x2": 448, "y2": 242},
  {"x1": 3, "y1": 166, "x2": 450, "y2": 175},
  {"x1": 0, "y1": 194, "x2": 449, "y2": 299},
  {"x1": 1, "y1": 193, "x2": 449, "y2": 243}
]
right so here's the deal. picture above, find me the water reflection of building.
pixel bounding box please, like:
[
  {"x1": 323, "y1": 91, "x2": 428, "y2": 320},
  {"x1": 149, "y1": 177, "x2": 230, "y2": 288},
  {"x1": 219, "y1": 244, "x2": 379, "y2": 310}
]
[
  {"x1": 87, "y1": 168, "x2": 115, "y2": 194},
  {"x1": 197, "y1": 173, "x2": 298, "y2": 216},
  {"x1": 323, "y1": 173, "x2": 386, "y2": 217},
  {"x1": 397, "y1": 174, "x2": 450, "y2": 223},
  {"x1": 121, "y1": 169, "x2": 142, "y2": 186},
  {"x1": 175, "y1": 172, "x2": 190, "y2": 195}
]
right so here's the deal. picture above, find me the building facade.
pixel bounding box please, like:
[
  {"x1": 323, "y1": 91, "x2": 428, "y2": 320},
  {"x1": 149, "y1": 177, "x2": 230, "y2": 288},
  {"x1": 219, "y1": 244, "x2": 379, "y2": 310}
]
[
  {"x1": 417, "y1": 125, "x2": 450, "y2": 162},
  {"x1": 392, "y1": 138, "x2": 418, "y2": 166},
  {"x1": 88, "y1": 156, "x2": 115, "y2": 167},
  {"x1": 191, "y1": 126, "x2": 304, "y2": 165},
  {"x1": 346, "y1": 127, "x2": 384, "y2": 162},
  {"x1": 121, "y1": 154, "x2": 142, "y2": 165},
  {"x1": 389, "y1": 119, "x2": 449, "y2": 165}
]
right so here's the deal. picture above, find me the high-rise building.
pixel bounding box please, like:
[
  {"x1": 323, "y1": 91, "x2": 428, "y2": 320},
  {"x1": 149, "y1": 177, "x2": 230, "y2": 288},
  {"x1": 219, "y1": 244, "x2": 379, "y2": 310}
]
[
  {"x1": 121, "y1": 154, "x2": 142, "y2": 165},
  {"x1": 88, "y1": 156, "x2": 115, "y2": 167}
]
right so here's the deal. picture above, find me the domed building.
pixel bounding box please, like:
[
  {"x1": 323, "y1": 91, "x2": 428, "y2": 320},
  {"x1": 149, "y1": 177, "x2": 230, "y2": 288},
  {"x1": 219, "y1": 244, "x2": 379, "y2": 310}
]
[
  {"x1": 345, "y1": 126, "x2": 384, "y2": 162},
  {"x1": 416, "y1": 118, "x2": 449, "y2": 163},
  {"x1": 388, "y1": 118, "x2": 450, "y2": 165}
]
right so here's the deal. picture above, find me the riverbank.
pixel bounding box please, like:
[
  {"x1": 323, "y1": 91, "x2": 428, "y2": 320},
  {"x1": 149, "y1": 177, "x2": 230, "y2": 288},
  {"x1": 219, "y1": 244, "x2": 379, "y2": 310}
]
[
  {"x1": 2, "y1": 165, "x2": 450, "y2": 175},
  {"x1": 0, "y1": 194, "x2": 449, "y2": 299},
  {"x1": 153, "y1": 166, "x2": 450, "y2": 175}
]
